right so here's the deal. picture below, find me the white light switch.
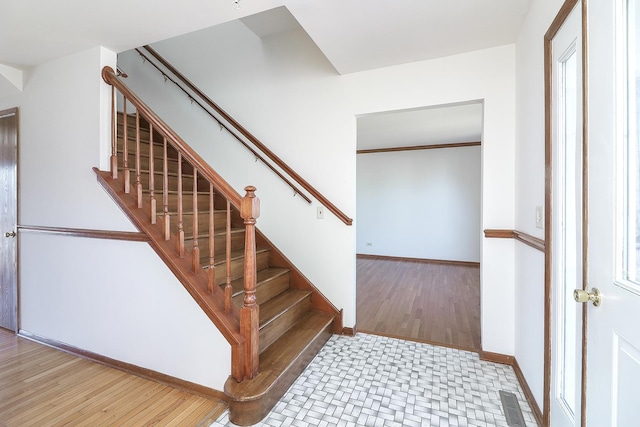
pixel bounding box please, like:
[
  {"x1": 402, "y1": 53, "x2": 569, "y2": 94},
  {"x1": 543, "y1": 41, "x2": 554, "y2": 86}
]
[
  {"x1": 317, "y1": 206, "x2": 324, "y2": 219},
  {"x1": 535, "y1": 206, "x2": 544, "y2": 229}
]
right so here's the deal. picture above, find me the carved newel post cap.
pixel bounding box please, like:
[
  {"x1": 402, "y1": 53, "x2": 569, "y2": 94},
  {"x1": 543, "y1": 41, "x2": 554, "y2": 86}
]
[{"x1": 241, "y1": 186, "x2": 260, "y2": 220}]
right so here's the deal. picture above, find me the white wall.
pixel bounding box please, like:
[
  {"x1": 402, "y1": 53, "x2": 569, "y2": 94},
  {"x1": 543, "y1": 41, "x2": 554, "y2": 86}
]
[
  {"x1": 118, "y1": 22, "x2": 517, "y2": 354},
  {"x1": 514, "y1": 0, "x2": 566, "y2": 409},
  {"x1": 356, "y1": 146, "x2": 481, "y2": 262},
  {"x1": 119, "y1": 24, "x2": 358, "y2": 327},
  {"x1": 0, "y1": 46, "x2": 231, "y2": 391},
  {"x1": 0, "y1": 2, "x2": 567, "y2": 404}
]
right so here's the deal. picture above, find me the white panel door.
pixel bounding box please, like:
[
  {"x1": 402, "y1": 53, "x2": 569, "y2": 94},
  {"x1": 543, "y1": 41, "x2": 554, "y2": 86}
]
[{"x1": 585, "y1": 0, "x2": 640, "y2": 424}]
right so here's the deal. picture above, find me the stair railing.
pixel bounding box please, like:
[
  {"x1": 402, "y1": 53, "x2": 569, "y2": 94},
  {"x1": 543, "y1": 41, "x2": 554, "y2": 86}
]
[
  {"x1": 103, "y1": 66, "x2": 260, "y2": 380},
  {"x1": 134, "y1": 45, "x2": 353, "y2": 226}
]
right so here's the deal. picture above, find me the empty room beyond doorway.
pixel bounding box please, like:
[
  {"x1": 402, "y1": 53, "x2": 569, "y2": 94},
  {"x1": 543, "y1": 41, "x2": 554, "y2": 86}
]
[
  {"x1": 357, "y1": 256, "x2": 481, "y2": 351},
  {"x1": 356, "y1": 102, "x2": 483, "y2": 352}
]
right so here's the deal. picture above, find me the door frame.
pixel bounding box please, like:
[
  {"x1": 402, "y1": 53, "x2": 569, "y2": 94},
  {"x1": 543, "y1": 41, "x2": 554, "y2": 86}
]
[
  {"x1": 0, "y1": 107, "x2": 19, "y2": 333},
  {"x1": 544, "y1": 1, "x2": 588, "y2": 426}
]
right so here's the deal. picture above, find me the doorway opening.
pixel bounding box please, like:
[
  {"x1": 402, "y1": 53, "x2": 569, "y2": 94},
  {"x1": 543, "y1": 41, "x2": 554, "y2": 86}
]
[
  {"x1": 355, "y1": 101, "x2": 483, "y2": 352},
  {"x1": 0, "y1": 107, "x2": 19, "y2": 333}
]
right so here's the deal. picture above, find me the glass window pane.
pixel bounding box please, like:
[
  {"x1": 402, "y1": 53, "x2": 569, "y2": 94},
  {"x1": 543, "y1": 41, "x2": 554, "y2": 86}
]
[
  {"x1": 559, "y1": 48, "x2": 579, "y2": 417},
  {"x1": 623, "y1": 0, "x2": 640, "y2": 288}
]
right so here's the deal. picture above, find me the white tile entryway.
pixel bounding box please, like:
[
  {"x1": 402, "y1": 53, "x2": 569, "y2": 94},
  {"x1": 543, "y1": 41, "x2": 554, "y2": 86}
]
[{"x1": 212, "y1": 333, "x2": 537, "y2": 427}]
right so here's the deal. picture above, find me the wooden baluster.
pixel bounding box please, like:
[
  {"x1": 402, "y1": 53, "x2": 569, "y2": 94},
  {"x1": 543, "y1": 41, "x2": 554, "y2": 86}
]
[
  {"x1": 208, "y1": 183, "x2": 216, "y2": 294},
  {"x1": 225, "y1": 199, "x2": 232, "y2": 313},
  {"x1": 135, "y1": 111, "x2": 142, "y2": 208},
  {"x1": 240, "y1": 186, "x2": 260, "y2": 379},
  {"x1": 192, "y1": 169, "x2": 200, "y2": 271},
  {"x1": 176, "y1": 152, "x2": 185, "y2": 257},
  {"x1": 162, "y1": 138, "x2": 170, "y2": 240},
  {"x1": 110, "y1": 86, "x2": 117, "y2": 179},
  {"x1": 149, "y1": 124, "x2": 156, "y2": 224},
  {"x1": 123, "y1": 100, "x2": 130, "y2": 194}
]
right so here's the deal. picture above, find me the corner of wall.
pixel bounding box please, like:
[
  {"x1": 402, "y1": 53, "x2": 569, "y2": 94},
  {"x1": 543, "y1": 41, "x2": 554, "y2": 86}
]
[
  {"x1": 99, "y1": 47, "x2": 117, "y2": 171},
  {"x1": 0, "y1": 63, "x2": 23, "y2": 92}
]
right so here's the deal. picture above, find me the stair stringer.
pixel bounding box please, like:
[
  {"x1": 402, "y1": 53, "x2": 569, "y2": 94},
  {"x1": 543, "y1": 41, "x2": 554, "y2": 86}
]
[{"x1": 93, "y1": 167, "x2": 248, "y2": 382}]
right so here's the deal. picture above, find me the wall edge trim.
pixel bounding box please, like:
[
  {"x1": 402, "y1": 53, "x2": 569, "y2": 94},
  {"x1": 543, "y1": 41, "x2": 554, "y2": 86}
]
[
  {"x1": 483, "y1": 229, "x2": 545, "y2": 252},
  {"x1": 357, "y1": 141, "x2": 481, "y2": 154},
  {"x1": 18, "y1": 224, "x2": 149, "y2": 242},
  {"x1": 356, "y1": 254, "x2": 480, "y2": 267}
]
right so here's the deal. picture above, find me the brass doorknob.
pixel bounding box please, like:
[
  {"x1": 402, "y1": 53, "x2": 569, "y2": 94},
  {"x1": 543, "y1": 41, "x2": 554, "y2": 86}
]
[
  {"x1": 5, "y1": 231, "x2": 16, "y2": 238},
  {"x1": 574, "y1": 287, "x2": 602, "y2": 307}
]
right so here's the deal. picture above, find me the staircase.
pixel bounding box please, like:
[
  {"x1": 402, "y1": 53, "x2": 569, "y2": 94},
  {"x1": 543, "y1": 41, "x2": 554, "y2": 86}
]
[{"x1": 96, "y1": 67, "x2": 341, "y2": 426}]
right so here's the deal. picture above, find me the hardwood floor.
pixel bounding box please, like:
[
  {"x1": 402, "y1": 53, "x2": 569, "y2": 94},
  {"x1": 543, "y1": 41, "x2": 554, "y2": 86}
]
[
  {"x1": 356, "y1": 256, "x2": 481, "y2": 351},
  {"x1": 0, "y1": 329, "x2": 226, "y2": 426}
]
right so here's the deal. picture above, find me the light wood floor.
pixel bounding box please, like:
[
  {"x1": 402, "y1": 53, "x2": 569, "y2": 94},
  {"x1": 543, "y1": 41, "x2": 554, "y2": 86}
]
[
  {"x1": 356, "y1": 257, "x2": 481, "y2": 352},
  {"x1": 0, "y1": 329, "x2": 226, "y2": 426}
]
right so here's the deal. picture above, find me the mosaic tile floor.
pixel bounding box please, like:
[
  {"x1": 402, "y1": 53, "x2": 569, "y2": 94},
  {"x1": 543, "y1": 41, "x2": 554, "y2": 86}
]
[{"x1": 211, "y1": 333, "x2": 537, "y2": 427}]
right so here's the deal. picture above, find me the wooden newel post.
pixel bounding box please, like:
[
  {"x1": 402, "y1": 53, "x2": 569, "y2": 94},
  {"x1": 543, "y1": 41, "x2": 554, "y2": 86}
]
[{"x1": 240, "y1": 185, "x2": 260, "y2": 379}]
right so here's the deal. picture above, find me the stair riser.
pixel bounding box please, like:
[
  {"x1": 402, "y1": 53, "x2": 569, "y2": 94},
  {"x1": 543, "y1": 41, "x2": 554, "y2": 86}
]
[
  {"x1": 116, "y1": 113, "x2": 149, "y2": 127},
  {"x1": 120, "y1": 153, "x2": 180, "y2": 174},
  {"x1": 116, "y1": 123, "x2": 152, "y2": 141},
  {"x1": 232, "y1": 272, "x2": 290, "y2": 307},
  {"x1": 117, "y1": 144, "x2": 198, "y2": 176},
  {"x1": 130, "y1": 171, "x2": 198, "y2": 192},
  {"x1": 163, "y1": 212, "x2": 228, "y2": 235},
  {"x1": 185, "y1": 230, "x2": 245, "y2": 258},
  {"x1": 213, "y1": 251, "x2": 269, "y2": 286},
  {"x1": 117, "y1": 138, "x2": 179, "y2": 160},
  {"x1": 154, "y1": 193, "x2": 213, "y2": 212},
  {"x1": 259, "y1": 295, "x2": 312, "y2": 354}
]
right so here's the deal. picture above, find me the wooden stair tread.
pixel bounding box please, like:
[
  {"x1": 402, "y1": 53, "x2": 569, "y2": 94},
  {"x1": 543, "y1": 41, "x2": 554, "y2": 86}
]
[
  {"x1": 258, "y1": 289, "x2": 311, "y2": 329},
  {"x1": 225, "y1": 310, "x2": 334, "y2": 400},
  {"x1": 149, "y1": 194, "x2": 213, "y2": 211},
  {"x1": 158, "y1": 209, "x2": 224, "y2": 215},
  {"x1": 118, "y1": 168, "x2": 197, "y2": 179},
  {"x1": 158, "y1": 212, "x2": 213, "y2": 219},
  {"x1": 184, "y1": 228, "x2": 245, "y2": 241},
  {"x1": 227, "y1": 267, "x2": 289, "y2": 297},
  {"x1": 144, "y1": 189, "x2": 209, "y2": 195},
  {"x1": 119, "y1": 150, "x2": 178, "y2": 159},
  {"x1": 117, "y1": 143, "x2": 164, "y2": 151},
  {"x1": 202, "y1": 247, "x2": 270, "y2": 267},
  {"x1": 184, "y1": 229, "x2": 245, "y2": 256}
]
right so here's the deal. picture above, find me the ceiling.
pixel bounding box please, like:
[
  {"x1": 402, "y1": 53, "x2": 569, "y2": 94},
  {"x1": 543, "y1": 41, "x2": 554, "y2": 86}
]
[
  {"x1": 0, "y1": 1, "x2": 530, "y2": 148},
  {"x1": 0, "y1": 0, "x2": 532, "y2": 74},
  {"x1": 356, "y1": 102, "x2": 484, "y2": 151}
]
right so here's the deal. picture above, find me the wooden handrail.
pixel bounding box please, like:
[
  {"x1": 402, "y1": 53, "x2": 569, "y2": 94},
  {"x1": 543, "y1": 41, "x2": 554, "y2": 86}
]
[
  {"x1": 134, "y1": 48, "x2": 312, "y2": 206},
  {"x1": 137, "y1": 46, "x2": 353, "y2": 226},
  {"x1": 102, "y1": 66, "x2": 242, "y2": 209}
]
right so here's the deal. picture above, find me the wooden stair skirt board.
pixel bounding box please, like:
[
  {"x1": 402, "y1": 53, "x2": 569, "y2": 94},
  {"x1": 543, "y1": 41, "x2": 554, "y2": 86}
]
[{"x1": 97, "y1": 112, "x2": 341, "y2": 426}]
